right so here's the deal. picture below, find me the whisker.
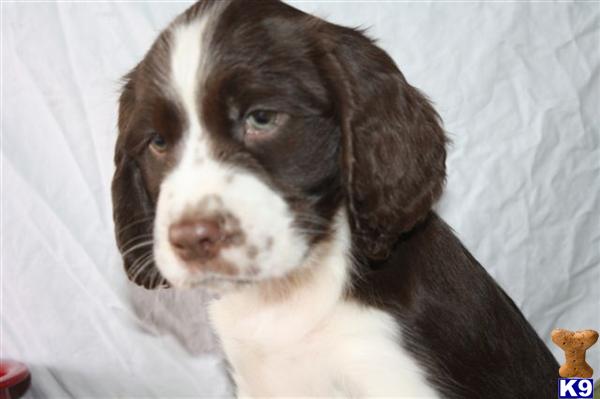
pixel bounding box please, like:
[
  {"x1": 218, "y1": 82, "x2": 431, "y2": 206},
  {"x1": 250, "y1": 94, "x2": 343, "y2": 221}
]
[
  {"x1": 120, "y1": 234, "x2": 154, "y2": 252},
  {"x1": 294, "y1": 227, "x2": 329, "y2": 235},
  {"x1": 294, "y1": 218, "x2": 333, "y2": 229},
  {"x1": 128, "y1": 251, "x2": 152, "y2": 277},
  {"x1": 145, "y1": 258, "x2": 158, "y2": 286},
  {"x1": 130, "y1": 252, "x2": 155, "y2": 283},
  {"x1": 116, "y1": 215, "x2": 155, "y2": 235},
  {"x1": 142, "y1": 257, "x2": 159, "y2": 288},
  {"x1": 146, "y1": 260, "x2": 166, "y2": 289},
  {"x1": 129, "y1": 249, "x2": 153, "y2": 272},
  {"x1": 149, "y1": 266, "x2": 164, "y2": 289},
  {"x1": 294, "y1": 213, "x2": 332, "y2": 224},
  {"x1": 121, "y1": 240, "x2": 154, "y2": 258}
]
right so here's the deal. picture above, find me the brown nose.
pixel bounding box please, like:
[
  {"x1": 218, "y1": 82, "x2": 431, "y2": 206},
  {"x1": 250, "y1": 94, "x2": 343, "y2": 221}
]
[{"x1": 168, "y1": 219, "x2": 223, "y2": 262}]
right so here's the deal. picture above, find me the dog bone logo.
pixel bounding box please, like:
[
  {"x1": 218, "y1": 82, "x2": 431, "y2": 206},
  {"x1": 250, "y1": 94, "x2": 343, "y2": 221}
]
[{"x1": 552, "y1": 329, "x2": 598, "y2": 378}]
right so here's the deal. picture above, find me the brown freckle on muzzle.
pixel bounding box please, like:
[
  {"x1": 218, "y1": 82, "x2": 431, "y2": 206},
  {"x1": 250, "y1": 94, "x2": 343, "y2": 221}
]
[
  {"x1": 246, "y1": 245, "x2": 258, "y2": 259},
  {"x1": 218, "y1": 211, "x2": 244, "y2": 245},
  {"x1": 265, "y1": 236, "x2": 274, "y2": 250},
  {"x1": 225, "y1": 231, "x2": 245, "y2": 246}
]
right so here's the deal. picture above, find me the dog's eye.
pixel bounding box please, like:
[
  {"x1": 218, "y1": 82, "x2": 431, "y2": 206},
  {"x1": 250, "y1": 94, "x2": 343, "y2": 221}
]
[
  {"x1": 244, "y1": 110, "x2": 286, "y2": 139},
  {"x1": 149, "y1": 133, "x2": 167, "y2": 154}
]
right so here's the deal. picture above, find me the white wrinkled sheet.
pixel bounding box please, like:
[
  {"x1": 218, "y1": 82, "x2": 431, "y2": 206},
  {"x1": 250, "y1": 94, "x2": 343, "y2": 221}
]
[{"x1": 2, "y1": 1, "x2": 599, "y2": 397}]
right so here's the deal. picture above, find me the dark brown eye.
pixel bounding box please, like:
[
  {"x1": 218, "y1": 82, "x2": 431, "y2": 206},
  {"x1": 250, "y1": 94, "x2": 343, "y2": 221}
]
[
  {"x1": 244, "y1": 110, "x2": 287, "y2": 139},
  {"x1": 149, "y1": 133, "x2": 167, "y2": 154}
]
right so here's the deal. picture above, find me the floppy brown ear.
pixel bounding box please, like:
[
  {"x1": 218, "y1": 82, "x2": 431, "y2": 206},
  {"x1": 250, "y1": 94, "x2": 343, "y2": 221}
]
[
  {"x1": 319, "y1": 27, "x2": 447, "y2": 260},
  {"x1": 112, "y1": 74, "x2": 167, "y2": 289}
]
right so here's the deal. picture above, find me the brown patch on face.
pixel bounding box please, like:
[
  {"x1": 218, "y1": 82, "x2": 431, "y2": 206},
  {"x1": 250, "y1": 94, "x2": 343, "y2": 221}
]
[
  {"x1": 199, "y1": 0, "x2": 344, "y2": 256},
  {"x1": 246, "y1": 245, "x2": 258, "y2": 260},
  {"x1": 221, "y1": 211, "x2": 245, "y2": 246},
  {"x1": 229, "y1": 233, "x2": 245, "y2": 246},
  {"x1": 265, "y1": 236, "x2": 274, "y2": 250}
]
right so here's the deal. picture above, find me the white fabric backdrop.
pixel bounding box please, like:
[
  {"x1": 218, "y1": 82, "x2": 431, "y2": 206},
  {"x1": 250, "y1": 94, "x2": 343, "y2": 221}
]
[{"x1": 2, "y1": 1, "x2": 599, "y2": 397}]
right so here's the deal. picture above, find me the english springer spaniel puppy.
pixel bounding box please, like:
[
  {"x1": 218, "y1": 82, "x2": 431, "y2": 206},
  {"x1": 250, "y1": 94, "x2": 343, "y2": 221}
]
[{"x1": 112, "y1": 1, "x2": 558, "y2": 397}]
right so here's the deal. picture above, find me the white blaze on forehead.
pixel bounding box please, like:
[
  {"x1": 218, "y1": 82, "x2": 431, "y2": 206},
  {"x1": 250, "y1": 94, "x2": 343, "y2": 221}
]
[{"x1": 170, "y1": 18, "x2": 211, "y2": 162}]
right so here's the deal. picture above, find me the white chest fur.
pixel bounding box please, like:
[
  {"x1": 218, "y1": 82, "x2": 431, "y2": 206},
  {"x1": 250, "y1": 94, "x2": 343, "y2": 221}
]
[
  {"x1": 208, "y1": 216, "x2": 439, "y2": 398},
  {"x1": 211, "y1": 301, "x2": 440, "y2": 398}
]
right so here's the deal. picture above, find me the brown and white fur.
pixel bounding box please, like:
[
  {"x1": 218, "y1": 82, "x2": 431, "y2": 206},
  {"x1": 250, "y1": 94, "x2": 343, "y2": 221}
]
[{"x1": 112, "y1": 1, "x2": 558, "y2": 397}]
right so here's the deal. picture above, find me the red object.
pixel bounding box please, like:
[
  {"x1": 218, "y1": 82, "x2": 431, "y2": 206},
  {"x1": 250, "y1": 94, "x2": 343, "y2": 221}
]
[{"x1": 0, "y1": 360, "x2": 29, "y2": 399}]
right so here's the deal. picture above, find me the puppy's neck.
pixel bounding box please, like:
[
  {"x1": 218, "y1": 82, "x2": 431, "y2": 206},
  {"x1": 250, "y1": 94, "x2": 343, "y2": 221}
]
[{"x1": 208, "y1": 211, "x2": 352, "y2": 349}]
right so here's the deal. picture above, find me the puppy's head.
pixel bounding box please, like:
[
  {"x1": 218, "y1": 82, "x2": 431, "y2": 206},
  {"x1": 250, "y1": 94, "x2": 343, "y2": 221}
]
[{"x1": 112, "y1": 0, "x2": 446, "y2": 290}]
